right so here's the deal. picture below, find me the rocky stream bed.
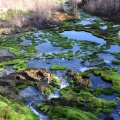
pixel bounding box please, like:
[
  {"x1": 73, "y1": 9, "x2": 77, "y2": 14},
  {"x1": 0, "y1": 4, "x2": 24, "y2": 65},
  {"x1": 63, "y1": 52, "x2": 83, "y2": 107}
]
[{"x1": 0, "y1": 10, "x2": 120, "y2": 120}]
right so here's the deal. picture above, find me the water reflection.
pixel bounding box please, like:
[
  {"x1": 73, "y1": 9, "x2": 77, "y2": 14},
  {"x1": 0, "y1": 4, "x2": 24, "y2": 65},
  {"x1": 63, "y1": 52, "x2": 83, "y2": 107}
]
[{"x1": 61, "y1": 30, "x2": 106, "y2": 44}]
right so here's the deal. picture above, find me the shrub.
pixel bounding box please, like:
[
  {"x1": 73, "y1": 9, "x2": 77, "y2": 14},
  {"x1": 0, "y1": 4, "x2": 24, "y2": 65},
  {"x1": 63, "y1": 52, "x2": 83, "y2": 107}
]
[{"x1": 0, "y1": 0, "x2": 62, "y2": 28}]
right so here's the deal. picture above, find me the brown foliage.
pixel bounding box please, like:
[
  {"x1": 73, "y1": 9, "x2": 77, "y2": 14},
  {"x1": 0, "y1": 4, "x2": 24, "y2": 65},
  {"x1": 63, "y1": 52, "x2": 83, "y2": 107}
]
[{"x1": 0, "y1": 0, "x2": 62, "y2": 28}]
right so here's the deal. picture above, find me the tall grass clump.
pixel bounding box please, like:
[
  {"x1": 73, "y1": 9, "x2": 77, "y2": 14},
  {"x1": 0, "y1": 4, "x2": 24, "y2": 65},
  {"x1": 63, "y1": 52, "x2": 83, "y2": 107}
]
[{"x1": 0, "y1": 0, "x2": 62, "y2": 28}]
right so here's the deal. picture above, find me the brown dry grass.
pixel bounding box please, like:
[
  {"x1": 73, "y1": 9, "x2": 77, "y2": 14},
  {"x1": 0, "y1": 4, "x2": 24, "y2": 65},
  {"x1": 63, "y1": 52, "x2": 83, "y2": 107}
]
[
  {"x1": 82, "y1": 0, "x2": 120, "y2": 16},
  {"x1": 0, "y1": 0, "x2": 62, "y2": 28}
]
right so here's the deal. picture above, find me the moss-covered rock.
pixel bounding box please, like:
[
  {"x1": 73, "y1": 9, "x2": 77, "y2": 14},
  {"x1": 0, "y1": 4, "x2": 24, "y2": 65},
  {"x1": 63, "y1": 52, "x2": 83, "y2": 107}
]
[
  {"x1": 50, "y1": 65, "x2": 67, "y2": 70},
  {"x1": 37, "y1": 104, "x2": 98, "y2": 120},
  {"x1": 93, "y1": 67, "x2": 120, "y2": 89}
]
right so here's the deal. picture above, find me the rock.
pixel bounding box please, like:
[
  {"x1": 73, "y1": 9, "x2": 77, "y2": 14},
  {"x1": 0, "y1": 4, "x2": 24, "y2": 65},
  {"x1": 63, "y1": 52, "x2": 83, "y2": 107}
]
[
  {"x1": 78, "y1": 79, "x2": 92, "y2": 87},
  {"x1": 66, "y1": 69, "x2": 74, "y2": 76},
  {"x1": 0, "y1": 68, "x2": 54, "y2": 98},
  {"x1": 36, "y1": 82, "x2": 48, "y2": 92},
  {"x1": 25, "y1": 68, "x2": 54, "y2": 82}
]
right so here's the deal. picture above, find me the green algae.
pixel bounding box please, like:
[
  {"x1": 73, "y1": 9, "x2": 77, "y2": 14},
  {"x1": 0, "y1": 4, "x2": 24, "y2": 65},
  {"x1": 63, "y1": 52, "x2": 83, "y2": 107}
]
[
  {"x1": 37, "y1": 104, "x2": 98, "y2": 120},
  {"x1": 93, "y1": 67, "x2": 120, "y2": 88},
  {"x1": 13, "y1": 62, "x2": 28, "y2": 71},
  {"x1": 37, "y1": 84, "x2": 117, "y2": 120},
  {"x1": 0, "y1": 59, "x2": 28, "y2": 71},
  {"x1": 111, "y1": 60, "x2": 120, "y2": 65},
  {"x1": 44, "y1": 87, "x2": 51, "y2": 95},
  {"x1": 42, "y1": 50, "x2": 80, "y2": 60},
  {"x1": 0, "y1": 95, "x2": 39, "y2": 120},
  {"x1": 50, "y1": 65, "x2": 67, "y2": 70},
  {"x1": 60, "y1": 87, "x2": 117, "y2": 114}
]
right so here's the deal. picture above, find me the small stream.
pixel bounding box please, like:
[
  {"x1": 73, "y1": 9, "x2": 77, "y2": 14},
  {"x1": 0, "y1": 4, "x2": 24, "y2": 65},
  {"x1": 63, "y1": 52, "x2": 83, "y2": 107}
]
[{"x1": 18, "y1": 71, "x2": 69, "y2": 120}]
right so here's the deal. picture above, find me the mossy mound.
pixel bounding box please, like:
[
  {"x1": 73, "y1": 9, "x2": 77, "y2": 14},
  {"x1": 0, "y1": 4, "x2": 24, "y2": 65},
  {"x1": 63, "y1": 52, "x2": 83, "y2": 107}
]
[
  {"x1": 37, "y1": 104, "x2": 98, "y2": 120},
  {"x1": 93, "y1": 67, "x2": 120, "y2": 89},
  {"x1": 60, "y1": 87, "x2": 117, "y2": 115},
  {"x1": 50, "y1": 65, "x2": 67, "y2": 70},
  {"x1": 0, "y1": 95, "x2": 39, "y2": 120},
  {"x1": 66, "y1": 70, "x2": 92, "y2": 87},
  {"x1": 37, "y1": 86, "x2": 117, "y2": 120}
]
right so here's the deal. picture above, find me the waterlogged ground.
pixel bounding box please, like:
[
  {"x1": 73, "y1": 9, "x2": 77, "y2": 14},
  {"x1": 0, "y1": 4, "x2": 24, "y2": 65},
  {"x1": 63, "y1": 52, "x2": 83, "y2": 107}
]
[{"x1": 0, "y1": 10, "x2": 120, "y2": 120}]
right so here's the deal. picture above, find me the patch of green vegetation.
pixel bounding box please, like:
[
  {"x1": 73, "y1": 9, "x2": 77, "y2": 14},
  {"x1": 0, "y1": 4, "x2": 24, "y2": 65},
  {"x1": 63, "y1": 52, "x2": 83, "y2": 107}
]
[
  {"x1": 44, "y1": 87, "x2": 51, "y2": 95},
  {"x1": 42, "y1": 75, "x2": 61, "y2": 95},
  {"x1": 50, "y1": 65, "x2": 67, "y2": 70},
  {"x1": 37, "y1": 104, "x2": 98, "y2": 120},
  {"x1": 0, "y1": 67, "x2": 5, "y2": 72},
  {"x1": 17, "y1": 84, "x2": 26, "y2": 90},
  {"x1": 81, "y1": 53, "x2": 105, "y2": 67},
  {"x1": 111, "y1": 52, "x2": 120, "y2": 60},
  {"x1": 42, "y1": 50, "x2": 80, "y2": 60},
  {"x1": 0, "y1": 59, "x2": 28, "y2": 71},
  {"x1": 0, "y1": 95, "x2": 39, "y2": 120},
  {"x1": 76, "y1": 40, "x2": 100, "y2": 52},
  {"x1": 93, "y1": 67, "x2": 120, "y2": 92},
  {"x1": 0, "y1": 9, "x2": 28, "y2": 20},
  {"x1": 102, "y1": 109, "x2": 112, "y2": 114},
  {"x1": 60, "y1": 87, "x2": 117, "y2": 115},
  {"x1": 111, "y1": 60, "x2": 120, "y2": 65},
  {"x1": 13, "y1": 62, "x2": 28, "y2": 71}
]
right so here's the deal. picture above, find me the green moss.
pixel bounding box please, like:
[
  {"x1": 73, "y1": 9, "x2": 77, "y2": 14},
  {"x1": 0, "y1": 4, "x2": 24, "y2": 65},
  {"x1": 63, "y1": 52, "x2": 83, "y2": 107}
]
[
  {"x1": 93, "y1": 67, "x2": 120, "y2": 89},
  {"x1": 102, "y1": 109, "x2": 112, "y2": 114},
  {"x1": 13, "y1": 62, "x2": 28, "y2": 71},
  {"x1": 80, "y1": 72, "x2": 91, "y2": 78},
  {"x1": 112, "y1": 60, "x2": 120, "y2": 65},
  {"x1": 37, "y1": 105, "x2": 98, "y2": 120},
  {"x1": 44, "y1": 87, "x2": 51, "y2": 95},
  {"x1": 50, "y1": 65, "x2": 67, "y2": 70},
  {"x1": 17, "y1": 85, "x2": 26, "y2": 90},
  {"x1": 0, "y1": 95, "x2": 39, "y2": 120},
  {"x1": 91, "y1": 88, "x2": 102, "y2": 96},
  {"x1": 101, "y1": 88, "x2": 114, "y2": 95},
  {"x1": 60, "y1": 87, "x2": 117, "y2": 112}
]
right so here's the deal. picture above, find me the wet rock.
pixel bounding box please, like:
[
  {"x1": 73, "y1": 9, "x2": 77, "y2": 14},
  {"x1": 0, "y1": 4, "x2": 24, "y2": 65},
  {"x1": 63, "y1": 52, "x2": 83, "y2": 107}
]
[
  {"x1": 67, "y1": 69, "x2": 92, "y2": 87},
  {"x1": 66, "y1": 69, "x2": 74, "y2": 77},
  {"x1": 78, "y1": 79, "x2": 92, "y2": 87},
  {"x1": 36, "y1": 82, "x2": 48, "y2": 92},
  {"x1": 25, "y1": 68, "x2": 54, "y2": 82},
  {"x1": 0, "y1": 68, "x2": 54, "y2": 98}
]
